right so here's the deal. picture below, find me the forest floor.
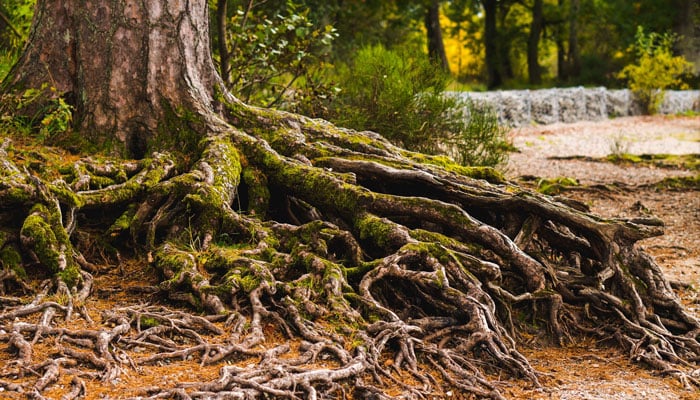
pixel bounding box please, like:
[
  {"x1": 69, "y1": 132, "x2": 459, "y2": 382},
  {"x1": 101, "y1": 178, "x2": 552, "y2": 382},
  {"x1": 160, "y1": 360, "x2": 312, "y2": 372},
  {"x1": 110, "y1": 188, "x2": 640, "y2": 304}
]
[
  {"x1": 0, "y1": 115, "x2": 698, "y2": 399},
  {"x1": 503, "y1": 114, "x2": 700, "y2": 399}
]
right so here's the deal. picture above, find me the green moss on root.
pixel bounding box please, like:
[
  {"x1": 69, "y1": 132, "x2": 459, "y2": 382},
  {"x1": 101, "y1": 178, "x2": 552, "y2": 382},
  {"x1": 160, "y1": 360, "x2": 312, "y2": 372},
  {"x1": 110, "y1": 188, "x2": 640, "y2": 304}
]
[
  {"x1": 406, "y1": 153, "x2": 506, "y2": 183},
  {"x1": 242, "y1": 167, "x2": 269, "y2": 216},
  {"x1": 1, "y1": 245, "x2": 26, "y2": 279},
  {"x1": 20, "y1": 204, "x2": 80, "y2": 286}
]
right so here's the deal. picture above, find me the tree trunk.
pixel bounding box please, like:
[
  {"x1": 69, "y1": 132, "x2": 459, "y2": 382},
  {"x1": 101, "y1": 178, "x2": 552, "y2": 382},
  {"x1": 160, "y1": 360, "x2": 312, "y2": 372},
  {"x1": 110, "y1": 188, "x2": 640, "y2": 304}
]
[
  {"x1": 673, "y1": 0, "x2": 700, "y2": 74},
  {"x1": 483, "y1": 0, "x2": 502, "y2": 88},
  {"x1": 567, "y1": 0, "x2": 581, "y2": 78},
  {"x1": 2, "y1": 0, "x2": 700, "y2": 398},
  {"x1": 498, "y1": 1, "x2": 515, "y2": 81},
  {"x1": 527, "y1": 0, "x2": 543, "y2": 85},
  {"x1": 2, "y1": 0, "x2": 225, "y2": 158},
  {"x1": 556, "y1": 0, "x2": 567, "y2": 82},
  {"x1": 217, "y1": 0, "x2": 230, "y2": 85},
  {"x1": 424, "y1": 0, "x2": 450, "y2": 73}
]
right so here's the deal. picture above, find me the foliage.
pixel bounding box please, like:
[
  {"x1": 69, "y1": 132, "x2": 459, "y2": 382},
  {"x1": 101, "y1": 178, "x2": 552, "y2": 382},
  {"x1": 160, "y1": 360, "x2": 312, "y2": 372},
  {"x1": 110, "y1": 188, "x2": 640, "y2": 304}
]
[
  {"x1": 330, "y1": 44, "x2": 509, "y2": 167},
  {"x1": 617, "y1": 26, "x2": 694, "y2": 114},
  {"x1": 0, "y1": 0, "x2": 35, "y2": 81},
  {"x1": 222, "y1": 1, "x2": 338, "y2": 112},
  {"x1": 0, "y1": 84, "x2": 73, "y2": 142}
]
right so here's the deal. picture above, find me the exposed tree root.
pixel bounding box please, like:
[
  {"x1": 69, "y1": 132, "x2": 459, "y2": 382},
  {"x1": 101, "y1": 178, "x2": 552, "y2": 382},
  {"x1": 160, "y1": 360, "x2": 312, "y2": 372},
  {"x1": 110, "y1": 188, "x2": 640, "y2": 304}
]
[{"x1": 1, "y1": 104, "x2": 699, "y2": 398}]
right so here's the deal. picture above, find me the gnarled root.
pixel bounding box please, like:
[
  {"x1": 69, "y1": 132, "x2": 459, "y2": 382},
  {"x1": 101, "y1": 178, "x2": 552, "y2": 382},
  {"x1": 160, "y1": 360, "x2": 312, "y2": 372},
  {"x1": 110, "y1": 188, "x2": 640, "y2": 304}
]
[{"x1": 1, "y1": 105, "x2": 699, "y2": 398}]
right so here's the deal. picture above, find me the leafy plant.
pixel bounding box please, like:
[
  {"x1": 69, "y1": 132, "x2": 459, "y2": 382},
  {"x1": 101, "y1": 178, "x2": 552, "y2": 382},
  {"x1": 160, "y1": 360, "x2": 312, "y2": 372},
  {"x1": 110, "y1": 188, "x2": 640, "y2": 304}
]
[
  {"x1": 0, "y1": 0, "x2": 35, "y2": 81},
  {"x1": 330, "y1": 44, "x2": 509, "y2": 167},
  {"x1": 617, "y1": 26, "x2": 694, "y2": 114},
  {"x1": 0, "y1": 84, "x2": 73, "y2": 142},
  {"x1": 222, "y1": 1, "x2": 338, "y2": 112}
]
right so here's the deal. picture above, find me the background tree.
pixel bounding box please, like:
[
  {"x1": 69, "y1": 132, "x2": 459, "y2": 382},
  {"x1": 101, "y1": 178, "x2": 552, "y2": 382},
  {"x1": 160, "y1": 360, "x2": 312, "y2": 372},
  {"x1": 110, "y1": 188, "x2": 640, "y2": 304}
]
[
  {"x1": 527, "y1": 0, "x2": 544, "y2": 84},
  {"x1": 673, "y1": 0, "x2": 700, "y2": 75},
  {"x1": 424, "y1": 0, "x2": 451, "y2": 72}
]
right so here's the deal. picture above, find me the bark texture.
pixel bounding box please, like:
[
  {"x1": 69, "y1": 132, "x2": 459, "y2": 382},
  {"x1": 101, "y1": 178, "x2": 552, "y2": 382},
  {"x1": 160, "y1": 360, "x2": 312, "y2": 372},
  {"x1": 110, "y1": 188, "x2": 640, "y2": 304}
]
[
  {"x1": 1, "y1": 1, "x2": 700, "y2": 399},
  {"x1": 3, "y1": 0, "x2": 224, "y2": 157}
]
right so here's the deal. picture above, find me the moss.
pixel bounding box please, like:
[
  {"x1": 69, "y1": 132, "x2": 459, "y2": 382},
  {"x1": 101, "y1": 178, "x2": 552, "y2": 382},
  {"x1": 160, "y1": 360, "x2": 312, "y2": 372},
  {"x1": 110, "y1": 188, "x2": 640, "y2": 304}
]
[
  {"x1": 242, "y1": 167, "x2": 269, "y2": 216},
  {"x1": 57, "y1": 267, "x2": 81, "y2": 287},
  {"x1": 201, "y1": 245, "x2": 273, "y2": 295},
  {"x1": 605, "y1": 153, "x2": 700, "y2": 171},
  {"x1": 19, "y1": 204, "x2": 81, "y2": 287},
  {"x1": 139, "y1": 316, "x2": 161, "y2": 328},
  {"x1": 410, "y1": 228, "x2": 483, "y2": 253},
  {"x1": 356, "y1": 214, "x2": 396, "y2": 249},
  {"x1": 89, "y1": 175, "x2": 117, "y2": 189},
  {"x1": 654, "y1": 174, "x2": 700, "y2": 190},
  {"x1": 406, "y1": 153, "x2": 505, "y2": 183},
  {"x1": 48, "y1": 181, "x2": 84, "y2": 208},
  {"x1": 344, "y1": 260, "x2": 381, "y2": 279},
  {"x1": 536, "y1": 176, "x2": 579, "y2": 195},
  {"x1": 109, "y1": 205, "x2": 138, "y2": 234},
  {"x1": 239, "y1": 274, "x2": 262, "y2": 293},
  {"x1": 1, "y1": 245, "x2": 26, "y2": 279},
  {"x1": 5, "y1": 187, "x2": 31, "y2": 203},
  {"x1": 152, "y1": 103, "x2": 205, "y2": 160},
  {"x1": 20, "y1": 205, "x2": 61, "y2": 272}
]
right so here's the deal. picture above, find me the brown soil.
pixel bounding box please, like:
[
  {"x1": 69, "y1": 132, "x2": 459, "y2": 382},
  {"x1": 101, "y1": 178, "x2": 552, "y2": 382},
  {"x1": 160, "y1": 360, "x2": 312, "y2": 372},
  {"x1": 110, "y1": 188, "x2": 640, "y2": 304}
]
[{"x1": 503, "y1": 115, "x2": 700, "y2": 399}]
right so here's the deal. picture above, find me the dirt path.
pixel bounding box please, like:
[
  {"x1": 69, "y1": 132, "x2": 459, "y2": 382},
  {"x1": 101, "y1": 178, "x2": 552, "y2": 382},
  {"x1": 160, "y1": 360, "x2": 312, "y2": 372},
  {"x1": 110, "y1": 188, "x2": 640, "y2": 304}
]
[
  {"x1": 504, "y1": 115, "x2": 700, "y2": 399},
  {"x1": 507, "y1": 115, "x2": 700, "y2": 185}
]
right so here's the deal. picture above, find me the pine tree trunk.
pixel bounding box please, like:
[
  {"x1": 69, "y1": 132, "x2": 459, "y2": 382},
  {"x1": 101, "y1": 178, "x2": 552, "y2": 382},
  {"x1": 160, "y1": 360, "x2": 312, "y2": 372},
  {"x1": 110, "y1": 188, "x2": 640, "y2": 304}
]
[
  {"x1": 3, "y1": 0, "x2": 224, "y2": 157},
  {"x1": 567, "y1": 0, "x2": 581, "y2": 78}
]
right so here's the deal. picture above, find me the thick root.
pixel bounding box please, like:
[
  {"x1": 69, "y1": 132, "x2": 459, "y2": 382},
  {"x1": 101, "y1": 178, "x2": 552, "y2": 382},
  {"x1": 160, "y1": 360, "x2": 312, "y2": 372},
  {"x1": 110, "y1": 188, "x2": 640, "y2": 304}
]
[{"x1": 0, "y1": 105, "x2": 699, "y2": 398}]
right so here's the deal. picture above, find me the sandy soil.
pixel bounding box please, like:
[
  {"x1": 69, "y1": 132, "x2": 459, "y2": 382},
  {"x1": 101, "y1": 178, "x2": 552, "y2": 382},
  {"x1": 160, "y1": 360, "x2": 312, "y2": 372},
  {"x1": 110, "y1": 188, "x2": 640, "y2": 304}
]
[
  {"x1": 503, "y1": 115, "x2": 700, "y2": 399},
  {"x1": 507, "y1": 115, "x2": 700, "y2": 185}
]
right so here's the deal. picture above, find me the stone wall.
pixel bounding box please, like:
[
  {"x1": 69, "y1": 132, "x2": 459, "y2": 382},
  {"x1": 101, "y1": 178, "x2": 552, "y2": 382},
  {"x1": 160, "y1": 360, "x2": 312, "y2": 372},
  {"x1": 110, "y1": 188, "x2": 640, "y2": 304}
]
[{"x1": 449, "y1": 88, "x2": 700, "y2": 127}]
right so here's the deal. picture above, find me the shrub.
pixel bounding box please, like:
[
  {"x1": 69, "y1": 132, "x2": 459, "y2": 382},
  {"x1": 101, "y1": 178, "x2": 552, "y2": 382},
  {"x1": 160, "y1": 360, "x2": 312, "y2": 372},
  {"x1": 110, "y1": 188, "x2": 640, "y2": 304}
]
[
  {"x1": 0, "y1": 0, "x2": 35, "y2": 81},
  {"x1": 331, "y1": 44, "x2": 509, "y2": 167},
  {"x1": 0, "y1": 84, "x2": 73, "y2": 143},
  {"x1": 222, "y1": 1, "x2": 338, "y2": 112},
  {"x1": 617, "y1": 26, "x2": 694, "y2": 114}
]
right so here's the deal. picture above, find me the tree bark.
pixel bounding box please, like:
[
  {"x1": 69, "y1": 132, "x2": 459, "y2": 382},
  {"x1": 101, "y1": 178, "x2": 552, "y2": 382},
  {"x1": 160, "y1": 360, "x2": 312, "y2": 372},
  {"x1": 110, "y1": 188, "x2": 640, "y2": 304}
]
[
  {"x1": 527, "y1": 0, "x2": 543, "y2": 85},
  {"x1": 216, "y1": 0, "x2": 230, "y2": 85},
  {"x1": 673, "y1": 0, "x2": 700, "y2": 74},
  {"x1": 567, "y1": 0, "x2": 581, "y2": 78},
  {"x1": 2, "y1": 0, "x2": 225, "y2": 158},
  {"x1": 424, "y1": 0, "x2": 450, "y2": 73}
]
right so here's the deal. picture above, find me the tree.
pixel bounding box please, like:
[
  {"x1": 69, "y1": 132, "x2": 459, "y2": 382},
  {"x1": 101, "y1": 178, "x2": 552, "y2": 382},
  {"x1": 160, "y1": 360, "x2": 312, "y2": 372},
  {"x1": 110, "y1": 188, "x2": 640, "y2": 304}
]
[
  {"x1": 424, "y1": 0, "x2": 451, "y2": 72},
  {"x1": 527, "y1": 0, "x2": 544, "y2": 84},
  {"x1": 672, "y1": 0, "x2": 700, "y2": 74},
  {"x1": 2, "y1": 1, "x2": 700, "y2": 398},
  {"x1": 482, "y1": 0, "x2": 503, "y2": 87}
]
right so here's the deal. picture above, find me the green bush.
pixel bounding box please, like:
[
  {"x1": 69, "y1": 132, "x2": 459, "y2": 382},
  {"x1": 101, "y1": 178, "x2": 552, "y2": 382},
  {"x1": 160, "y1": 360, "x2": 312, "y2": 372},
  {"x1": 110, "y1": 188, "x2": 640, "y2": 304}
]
[
  {"x1": 0, "y1": 0, "x2": 35, "y2": 81},
  {"x1": 222, "y1": 1, "x2": 338, "y2": 112},
  {"x1": 0, "y1": 84, "x2": 73, "y2": 143},
  {"x1": 331, "y1": 44, "x2": 509, "y2": 167},
  {"x1": 617, "y1": 26, "x2": 694, "y2": 114}
]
